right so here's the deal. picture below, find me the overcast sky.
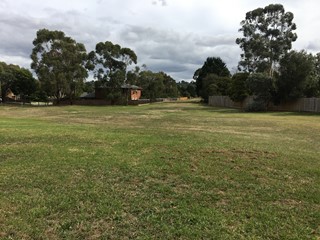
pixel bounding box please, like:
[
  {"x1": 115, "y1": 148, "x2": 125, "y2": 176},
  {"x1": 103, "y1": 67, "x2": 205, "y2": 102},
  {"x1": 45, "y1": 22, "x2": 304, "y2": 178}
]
[{"x1": 1, "y1": 0, "x2": 320, "y2": 81}]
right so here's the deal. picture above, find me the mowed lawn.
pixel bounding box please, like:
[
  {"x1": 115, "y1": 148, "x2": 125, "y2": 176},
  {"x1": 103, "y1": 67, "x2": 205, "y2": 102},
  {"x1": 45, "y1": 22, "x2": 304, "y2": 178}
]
[{"x1": 0, "y1": 102, "x2": 319, "y2": 239}]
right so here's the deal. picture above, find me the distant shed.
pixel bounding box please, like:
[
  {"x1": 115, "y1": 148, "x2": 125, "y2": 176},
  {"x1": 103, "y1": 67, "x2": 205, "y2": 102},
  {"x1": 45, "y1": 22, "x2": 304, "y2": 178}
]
[{"x1": 121, "y1": 84, "x2": 142, "y2": 101}]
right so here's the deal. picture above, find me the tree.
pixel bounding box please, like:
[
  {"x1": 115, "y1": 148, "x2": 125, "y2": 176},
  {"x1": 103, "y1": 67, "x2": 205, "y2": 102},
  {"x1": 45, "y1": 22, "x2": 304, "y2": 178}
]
[
  {"x1": 304, "y1": 53, "x2": 320, "y2": 97},
  {"x1": 193, "y1": 57, "x2": 230, "y2": 102},
  {"x1": 0, "y1": 62, "x2": 37, "y2": 103},
  {"x1": 186, "y1": 81, "x2": 197, "y2": 98},
  {"x1": 177, "y1": 81, "x2": 197, "y2": 98},
  {"x1": 229, "y1": 72, "x2": 249, "y2": 102},
  {"x1": 236, "y1": 4, "x2": 297, "y2": 77},
  {"x1": 0, "y1": 63, "x2": 3, "y2": 100},
  {"x1": 83, "y1": 80, "x2": 95, "y2": 93},
  {"x1": 88, "y1": 41, "x2": 137, "y2": 83},
  {"x1": 127, "y1": 66, "x2": 141, "y2": 86},
  {"x1": 201, "y1": 74, "x2": 231, "y2": 101},
  {"x1": 31, "y1": 29, "x2": 88, "y2": 104},
  {"x1": 275, "y1": 50, "x2": 315, "y2": 102},
  {"x1": 0, "y1": 62, "x2": 14, "y2": 102},
  {"x1": 88, "y1": 41, "x2": 137, "y2": 103},
  {"x1": 10, "y1": 67, "x2": 38, "y2": 102},
  {"x1": 130, "y1": 70, "x2": 179, "y2": 100},
  {"x1": 246, "y1": 73, "x2": 275, "y2": 111},
  {"x1": 162, "y1": 72, "x2": 179, "y2": 98}
]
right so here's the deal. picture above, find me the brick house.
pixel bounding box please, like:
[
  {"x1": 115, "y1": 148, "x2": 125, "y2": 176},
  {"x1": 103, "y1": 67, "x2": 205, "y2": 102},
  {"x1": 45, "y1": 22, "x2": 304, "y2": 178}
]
[
  {"x1": 121, "y1": 84, "x2": 142, "y2": 101},
  {"x1": 80, "y1": 84, "x2": 142, "y2": 104}
]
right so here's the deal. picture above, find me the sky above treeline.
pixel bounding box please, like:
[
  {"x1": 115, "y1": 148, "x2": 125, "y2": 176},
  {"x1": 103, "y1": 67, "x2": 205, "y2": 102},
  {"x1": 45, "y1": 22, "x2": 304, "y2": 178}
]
[{"x1": 1, "y1": 0, "x2": 320, "y2": 81}]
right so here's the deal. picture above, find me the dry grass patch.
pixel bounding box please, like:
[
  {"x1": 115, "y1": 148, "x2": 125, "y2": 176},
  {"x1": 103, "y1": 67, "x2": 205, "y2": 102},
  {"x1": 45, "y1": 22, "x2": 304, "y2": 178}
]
[{"x1": 0, "y1": 103, "x2": 319, "y2": 239}]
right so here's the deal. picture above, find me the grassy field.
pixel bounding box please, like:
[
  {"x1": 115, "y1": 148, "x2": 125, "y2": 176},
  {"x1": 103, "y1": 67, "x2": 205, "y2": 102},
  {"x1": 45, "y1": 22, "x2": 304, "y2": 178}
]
[{"x1": 0, "y1": 102, "x2": 319, "y2": 239}]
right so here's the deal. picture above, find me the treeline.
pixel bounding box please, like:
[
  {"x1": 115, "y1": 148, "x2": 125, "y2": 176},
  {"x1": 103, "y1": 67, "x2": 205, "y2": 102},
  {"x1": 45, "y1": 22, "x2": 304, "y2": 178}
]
[
  {"x1": 1, "y1": 29, "x2": 195, "y2": 104},
  {"x1": 194, "y1": 4, "x2": 320, "y2": 111},
  {"x1": 84, "y1": 70, "x2": 197, "y2": 101},
  {"x1": 127, "y1": 67, "x2": 196, "y2": 99},
  {"x1": 0, "y1": 62, "x2": 39, "y2": 102},
  {"x1": 4, "y1": 3, "x2": 315, "y2": 108}
]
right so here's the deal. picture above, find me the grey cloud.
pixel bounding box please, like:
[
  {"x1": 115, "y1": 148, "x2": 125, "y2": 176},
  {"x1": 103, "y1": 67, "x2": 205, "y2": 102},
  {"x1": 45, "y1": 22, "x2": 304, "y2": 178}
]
[
  {"x1": 1, "y1": 0, "x2": 320, "y2": 82},
  {"x1": 152, "y1": 0, "x2": 167, "y2": 6},
  {"x1": 195, "y1": 35, "x2": 236, "y2": 47},
  {"x1": 306, "y1": 40, "x2": 320, "y2": 53},
  {"x1": 34, "y1": 8, "x2": 112, "y2": 50},
  {"x1": 97, "y1": 16, "x2": 123, "y2": 26},
  {"x1": 145, "y1": 59, "x2": 196, "y2": 81},
  {"x1": 0, "y1": 0, "x2": 8, "y2": 8},
  {"x1": 147, "y1": 59, "x2": 189, "y2": 73},
  {"x1": 120, "y1": 25, "x2": 194, "y2": 59},
  {"x1": 118, "y1": 24, "x2": 240, "y2": 80},
  {"x1": 0, "y1": 2, "x2": 240, "y2": 81},
  {"x1": 0, "y1": 8, "x2": 103, "y2": 66},
  {"x1": 120, "y1": 25, "x2": 182, "y2": 44},
  {"x1": 0, "y1": 13, "x2": 41, "y2": 58},
  {"x1": 148, "y1": 44, "x2": 202, "y2": 65},
  {"x1": 0, "y1": 55, "x2": 31, "y2": 70}
]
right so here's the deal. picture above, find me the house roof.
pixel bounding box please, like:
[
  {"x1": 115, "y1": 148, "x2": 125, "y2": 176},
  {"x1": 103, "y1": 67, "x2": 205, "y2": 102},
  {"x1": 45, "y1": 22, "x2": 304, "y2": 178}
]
[
  {"x1": 6, "y1": 88, "x2": 15, "y2": 96},
  {"x1": 121, "y1": 84, "x2": 142, "y2": 90},
  {"x1": 80, "y1": 92, "x2": 96, "y2": 99}
]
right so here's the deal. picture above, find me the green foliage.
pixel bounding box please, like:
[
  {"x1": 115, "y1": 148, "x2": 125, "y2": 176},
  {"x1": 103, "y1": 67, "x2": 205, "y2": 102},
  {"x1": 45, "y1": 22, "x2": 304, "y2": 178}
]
[
  {"x1": 246, "y1": 73, "x2": 275, "y2": 111},
  {"x1": 236, "y1": 4, "x2": 297, "y2": 77},
  {"x1": 126, "y1": 66, "x2": 141, "y2": 86},
  {"x1": 235, "y1": 4, "x2": 320, "y2": 104},
  {"x1": 82, "y1": 80, "x2": 95, "y2": 93},
  {"x1": 31, "y1": 90, "x2": 49, "y2": 102},
  {"x1": 177, "y1": 81, "x2": 197, "y2": 98},
  {"x1": 229, "y1": 72, "x2": 249, "y2": 102},
  {"x1": 10, "y1": 68, "x2": 38, "y2": 97},
  {"x1": 88, "y1": 41, "x2": 137, "y2": 102},
  {"x1": 0, "y1": 62, "x2": 16, "y2": 101},
  {"x1": 88, "y1": 41, "x2": 137, "y2": 84},
  {"x1": 31, "y1": 29, "x2": 88, "y2": 104},
  {"x1": 304, "y1": 53, "x2": 320, "y2": 98},
  {"x1": 162, "y1": 72, "x2": 180, "y2": 98},
  {"x1": 107, "y1": 91, "x2": 123, "y2": 105},
  {"x1": 0, "y1": 62, "x2": 38, "y2": 102},
  {"x1": 245, "y1": 99, "x2": 268, "y2": 112},
  {"x1": 139, "y1": 71, "x2": 179, "y2": 100},
  {"x1": 193, "y1": 57, "x2": 231, "y2": 102},
  {"x1": 201, "y1": 74, "x2": 231, "y2": 102},
  {"x1": 275, "y1": 50, "x2": 315, "y2": 103}
]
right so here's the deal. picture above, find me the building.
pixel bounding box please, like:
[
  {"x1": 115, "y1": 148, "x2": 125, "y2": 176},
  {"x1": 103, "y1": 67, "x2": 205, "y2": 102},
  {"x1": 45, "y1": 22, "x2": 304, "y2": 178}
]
[
  {"x1": 5, "y1": 89, "x2": 17, "y2": 101},
  {"x1": 79, "y1": 84, "x2": 143, "y2": 105},
  {"x1": 121, "y1": 84, "x2": 142, "y2": 101}
]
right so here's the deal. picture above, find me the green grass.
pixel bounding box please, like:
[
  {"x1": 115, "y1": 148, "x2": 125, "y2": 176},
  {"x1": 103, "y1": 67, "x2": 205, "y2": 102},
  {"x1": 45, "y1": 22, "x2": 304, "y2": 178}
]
[{"x1": 0, "y1": 102, "x2": 319, "y2": 239}]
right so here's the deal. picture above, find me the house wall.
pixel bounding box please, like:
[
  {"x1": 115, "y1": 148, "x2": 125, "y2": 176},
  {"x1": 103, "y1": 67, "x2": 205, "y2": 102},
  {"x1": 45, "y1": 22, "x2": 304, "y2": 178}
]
[
  {"x1": 131, "y1": 90, "x2": 142, "y2": 100},
  {"x1": 6, "y1": 89, "x2": 16, "y2": 100},
  {"x1": 95, "y1": 88, "x2": 108, "y2": 99}
]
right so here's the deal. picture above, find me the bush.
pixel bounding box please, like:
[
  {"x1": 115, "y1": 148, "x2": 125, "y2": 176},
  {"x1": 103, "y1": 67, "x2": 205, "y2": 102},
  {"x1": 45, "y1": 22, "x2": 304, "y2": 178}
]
[
  {"x1": 246, "y1": 73, "x2": 275, "y2": 111},
  {"x1": 229, "y1": 72, "x2": 249, "y2": 102},
  {"x1": 245, "y1": 100, "x2": 267, "y2": 112}
]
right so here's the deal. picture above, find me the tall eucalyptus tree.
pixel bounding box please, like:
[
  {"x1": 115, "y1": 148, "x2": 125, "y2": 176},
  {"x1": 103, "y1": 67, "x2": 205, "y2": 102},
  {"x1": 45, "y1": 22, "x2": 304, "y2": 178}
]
[
  {"x1": 236, "y1": 4, "x2": 297, "y2": 77},
  {"x1": 31, "y1": 29, "x2": 88, "y2": 104}
]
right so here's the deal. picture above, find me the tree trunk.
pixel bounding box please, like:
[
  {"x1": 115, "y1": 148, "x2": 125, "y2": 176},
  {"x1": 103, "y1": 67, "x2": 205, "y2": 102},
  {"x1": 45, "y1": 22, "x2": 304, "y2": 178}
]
[
  {"x1": 0, "y1": 81, "x2": 2, "y2": 102},
  {"x1": 56, "y1": 89, "x2": 60, "y2": 105}
]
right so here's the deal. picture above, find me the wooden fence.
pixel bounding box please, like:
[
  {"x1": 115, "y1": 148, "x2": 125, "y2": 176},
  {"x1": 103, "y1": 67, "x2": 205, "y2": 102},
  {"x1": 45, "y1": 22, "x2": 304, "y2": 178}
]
[{"x1": 208, "y1": 96, "x2": 320, "y2": 113}]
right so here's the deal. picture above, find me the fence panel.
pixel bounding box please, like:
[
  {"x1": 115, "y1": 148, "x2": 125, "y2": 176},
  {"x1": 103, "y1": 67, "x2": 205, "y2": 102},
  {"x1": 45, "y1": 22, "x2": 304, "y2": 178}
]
[{"x1": 208, "y1": 96, "x2": 320, "y2": 113}]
